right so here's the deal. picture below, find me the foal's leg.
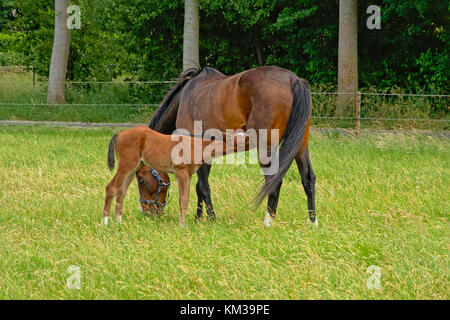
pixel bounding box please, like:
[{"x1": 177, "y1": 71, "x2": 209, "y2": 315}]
[
  {"x1": 103, "y1": 170, "x2": 132, "y2": 225},
  {"x1": 103, "y1": 177, "x2": 117, "y2": 225},
  {"x1": 175, "y1": 169, "x2": 192, "y2": 226},
  {"x1": 115, "y1": 174, "x2": 135, "y2": 223},
  {"x1": 195, "y1": 163, "x2": 216, "y2": 221},
  {"x1": 295, "y1": 148, "x2": 317, "y2": 226},
  {"x1": 103, "y1": 158, "x2": 140, "y2": 225}
]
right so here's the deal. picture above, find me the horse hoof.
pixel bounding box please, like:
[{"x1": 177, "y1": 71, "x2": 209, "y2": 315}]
[
  {"x1": 116, "y1": 215, "x2": 122, "y2": 224},
  {"x1": 307, "y1": 217, "x2": 318, "y2": 227},
  {"x1": 263, "y1": 211, "x2": 273, "y2": 228}
]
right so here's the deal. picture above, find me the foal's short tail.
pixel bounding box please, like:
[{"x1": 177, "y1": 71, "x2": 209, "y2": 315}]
[
  {"x1": 107, "y1": 133, "x2": 118, "y2": 171},
  {"x1": 254, "y1": 78, "x2": 311, "y2": 207}
]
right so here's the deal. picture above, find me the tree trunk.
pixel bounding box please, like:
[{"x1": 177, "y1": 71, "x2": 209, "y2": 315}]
[
  {"x1": 47, "y1": 0, "x2": 71, "y2": 104},
  {"x1": 337, "y1": 0, "x2": 358, "y2": 117},
  {"x1": 183, "y1": 0, "x2": 199, "y2": 71},
  {"x1": 255, "y1": 38, "x2": 265, "y2": 66}
]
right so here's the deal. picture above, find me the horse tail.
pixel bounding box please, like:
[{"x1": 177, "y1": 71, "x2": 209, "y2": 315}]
[
  {"x1": 149, "y1": 67, "x2": 202, "y2": 134},
  {"x1": 107, "y1": 133, "x2": 118, "y2": 171},
  {"x1": 255, "y1": 78, "x2": 311, "y2": 206}
]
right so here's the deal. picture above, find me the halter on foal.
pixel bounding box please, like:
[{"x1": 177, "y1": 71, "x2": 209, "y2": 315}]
[
  {"x1": 103, "y1": 126, "x2": 234, "y2": 226},
  {"x1": 136, "y1": 166, "x2": 170, "y2": 213}
]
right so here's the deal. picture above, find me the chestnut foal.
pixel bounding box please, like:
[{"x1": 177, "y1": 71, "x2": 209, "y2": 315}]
[{"x1": 103, "y1": 126, "x2": 232, "y2": 226}]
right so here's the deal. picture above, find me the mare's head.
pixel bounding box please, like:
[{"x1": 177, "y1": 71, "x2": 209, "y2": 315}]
[{"x1": 136, "y1": 166, "x2": 170, "y2": 214}]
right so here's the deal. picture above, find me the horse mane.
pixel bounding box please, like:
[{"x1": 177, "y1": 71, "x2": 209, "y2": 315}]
[
  {"x1": 201, "y1": 66, "x2": 221, "y2": 76},
  {"x1": 148, "y1": 67, "x2": 203, "y2": 133}
]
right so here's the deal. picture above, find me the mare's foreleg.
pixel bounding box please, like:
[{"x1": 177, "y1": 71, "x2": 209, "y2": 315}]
[
  {"x1": 195, "y1": 163, "x2": 216, "y2": 221},
  {"x1": 195, "y1": 183, "x2": 205, "y2": 219}
]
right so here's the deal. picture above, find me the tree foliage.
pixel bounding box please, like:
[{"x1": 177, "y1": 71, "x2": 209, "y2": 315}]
[{"x1": 0, "y1": 0, "x2": 448, "y2": 92}]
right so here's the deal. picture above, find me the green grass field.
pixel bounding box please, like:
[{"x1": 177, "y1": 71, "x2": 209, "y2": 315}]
[{"x1": 0, "y1": 126, "x2": 448, "y2": 299}]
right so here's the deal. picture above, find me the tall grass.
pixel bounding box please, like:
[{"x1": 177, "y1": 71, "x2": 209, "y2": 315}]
[
  {"x1": 0, "y1": 126, "x2": 448, "y2": 299},
  {"x1": 0, "y1": 70, "x2": 448, "y2": 129},
  {"x1": 0, "y1": 70, "x2": 171, "y2": 123}
]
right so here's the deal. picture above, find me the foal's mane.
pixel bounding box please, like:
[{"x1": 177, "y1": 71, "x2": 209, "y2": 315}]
[{"x1": 148, "y1": 67, "x2": 204, "y2": 133}]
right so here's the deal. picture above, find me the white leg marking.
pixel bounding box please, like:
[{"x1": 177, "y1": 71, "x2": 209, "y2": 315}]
[
  {"x1": 117, "y1": 215, "x2": 122, "y2": 224},
  {"x1": 103, "y1": 216, "x2": 109, "y2": 225},
  {"x1": 137, "y1": 179, "x2": 144, "y2": 214},
  {"x1": 307, "y1": 216, "x2": 318, "y2": 227},
  {"x1": 264, "y1": 211, "x2": 273, "y2": 228}
]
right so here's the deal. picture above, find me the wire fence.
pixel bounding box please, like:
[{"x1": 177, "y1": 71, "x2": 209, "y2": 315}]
[
  {"x1": 1, "y1": 84, "x2": 448, "y2": 119},
  {"x1": 0, "y1": 120, "x2": 448, "y2": 138},
  {"x1": 1, "y1": 73, "x2": 448, "y2": 131},
  {"x1": 1, "y1": 78, "x2": 449, "y2": 97},
  {"x1": 0, "y1": 103, "x2": 159, "y2": 107}
]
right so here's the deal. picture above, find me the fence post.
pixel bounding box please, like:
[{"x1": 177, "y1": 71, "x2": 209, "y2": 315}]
[
  {"x1": 32, "y1": 62, "x2": 36, "y2": 89},
  {"x1": 355, "y1": 91, "x2": 361, "y2": 137}
]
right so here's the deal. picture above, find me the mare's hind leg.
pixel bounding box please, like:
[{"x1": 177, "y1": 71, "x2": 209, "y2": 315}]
[
  {"x1": 295, "y1": 148, "x2": 317, "y2": 226},
  {"x1": 257, "y1": 142, "x2": 283, "y2": 227},
  {"x1": 195, "y1": 163, "x2": 216, "y2": 221},
  {"x1": 115, "y1": 174, "x2": 135, "y2": 223},
  {"x1": 264, "y1": 181, "x2": 283, "y2": 227}
]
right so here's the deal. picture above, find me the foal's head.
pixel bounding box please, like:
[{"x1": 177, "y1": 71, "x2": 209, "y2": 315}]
[{"x1": 136, "y1": 166, "x2": 170, "y2": 214}]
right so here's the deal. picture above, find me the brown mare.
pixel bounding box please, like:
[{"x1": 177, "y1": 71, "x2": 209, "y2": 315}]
[
  {"x1": 137, "y1": 66, "x2": 317, "y2": 226},
  {"x1": 103, "y1": 126, "x2": 237, "y2": 225}
]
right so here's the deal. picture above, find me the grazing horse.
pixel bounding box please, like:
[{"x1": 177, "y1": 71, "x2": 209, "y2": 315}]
[
  {"x1": 137, "y1": 66, "x2": 317, "y2": 226},
  {"x1": 136, "y1": 166, "x2": 170, "y2": 214},
  {"x1": 103, "y1": 126, "x2": 237, "y2": 225}
]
